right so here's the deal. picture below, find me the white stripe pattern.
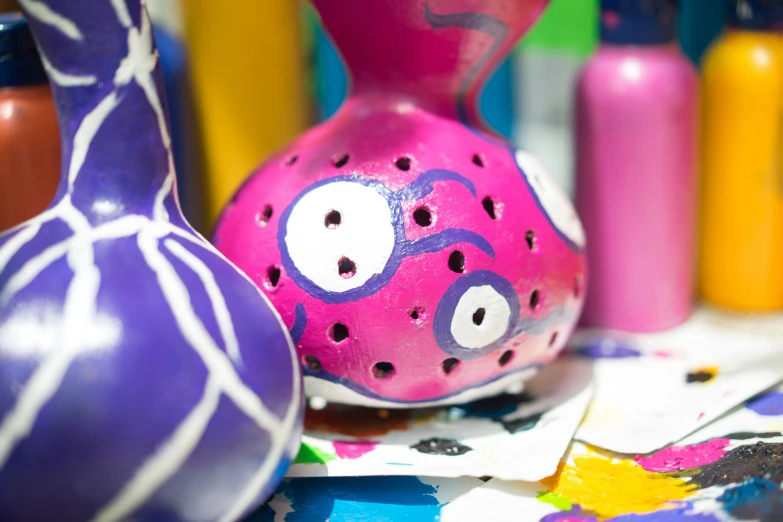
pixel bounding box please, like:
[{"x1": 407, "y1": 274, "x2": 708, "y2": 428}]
[
  {"x1": 40, "y1": 53, "x2": 97, "y2": 86},
  {"x1": 0, "y1": 2, "x2": 302, "y2": 520},
  {"x1": 91, "y1": 379, "x2": 223, "y2": 522},
  {"x1": 165, "y1": 239, "x2": 243, "y2": 366},
  {"x1": 19, "y1": 0, "x2": 82, "y2": 40}
]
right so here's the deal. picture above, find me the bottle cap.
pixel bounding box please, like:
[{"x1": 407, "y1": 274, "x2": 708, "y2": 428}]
[
  {"x1": 728, "y1": 0, "x2": 783, "y2": 31},
  {"x1": 600, "y1": 0, "x2": 678, "y2": 45},
  {"x1": 0, "y1": 13, "x2": 47, "y2": 88}
]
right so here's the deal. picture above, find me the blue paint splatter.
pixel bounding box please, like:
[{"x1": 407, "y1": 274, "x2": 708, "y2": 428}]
[
  {"x1": 251, "y1": 476, "x2": 444, "y2": 522},
  {"x1": 450, "y1": 391, "x2": 536, "y2": 419},
  {"x1": 747, "y1": 391, "x2": 783, "y2": 417},
  {"x1": 245, "y1": 502, "x2": 276, "y2": 522},
  {"x1": 501, "y1": 412, "x2": 543, "y2": 434},
  {"x1": 539, "y1": 506, "x2": 721, "y2": 522},
  {"x1": 449, "y1": 391, "x2": 541, "y2": 434},
  {"x1": 574, "y1": 338, "x2": 642, "y2": 359},
  {"x1": 608, "y1": 507, "x2": 721, "y2": 521},
  {"x1": 540, "y1": 505, "x2": 597, "y2": 521},
  {"x1": 718, "y1": 478, "x2": 783, "y2": 521}
]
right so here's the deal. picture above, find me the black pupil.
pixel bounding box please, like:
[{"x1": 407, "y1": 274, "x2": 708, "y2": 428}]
[
  {"x1": 325, "y1": 210, "x2": 341, "y2": 228},
  {"x1": 338, "y1": 258, "x2": 355, "y2": 276}
]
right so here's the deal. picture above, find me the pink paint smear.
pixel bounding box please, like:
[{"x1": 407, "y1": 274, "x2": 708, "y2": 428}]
[
  {"x1": 333, "y1": 441, "x2": 379, "y2": 460},
  {"x1": 635, "y1": 438, "x2": 729, "y2": 472}
]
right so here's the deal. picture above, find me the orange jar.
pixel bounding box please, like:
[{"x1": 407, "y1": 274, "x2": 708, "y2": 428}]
[{"x1": 0, "y1": 13, "x2": 59, "y2": 232}]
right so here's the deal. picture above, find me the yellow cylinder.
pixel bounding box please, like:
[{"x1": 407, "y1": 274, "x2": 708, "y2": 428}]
[
  {"x1": 182, "y1": 0, "x2": 311, "y2": 228},
  {"x1": 699, "y1": 30, "x2": 783, "y2": 311}
]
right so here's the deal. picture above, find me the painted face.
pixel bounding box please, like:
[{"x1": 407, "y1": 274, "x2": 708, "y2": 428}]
[
  {"x1": 214, "y1": 110, "x2": 586, "y2": 407},
  {"x1": 278, "y1": 172, "x2": 494, "y2": 304}
]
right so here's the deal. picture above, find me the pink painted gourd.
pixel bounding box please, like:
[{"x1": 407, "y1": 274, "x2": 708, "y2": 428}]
[{"x1": 214, "y1": 0, "x2": 587, "y2": 407}]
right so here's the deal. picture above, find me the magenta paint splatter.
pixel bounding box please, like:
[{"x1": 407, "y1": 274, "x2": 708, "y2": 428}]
[
  {"x1": 333, "y1": 440, "x2": 379, "y2": 460},
  {"x1": 747, "y1": 391, "x2": 783, "y2": 417},
  {"x1": 636, "y1": 439, "x2": 729, "y2": 473}
]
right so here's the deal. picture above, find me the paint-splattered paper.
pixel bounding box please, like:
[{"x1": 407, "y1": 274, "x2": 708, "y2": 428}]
[
  {"x1": 571, "y1": 307, "x2": 783, "y2": 454},
  {"x1": 247, "y1": 476, "x2": 483, "y2": 522},
  {"x1": 286, "y1": 356, "x2": 593, "y2": 481},
  {"x1": 440, "y1": 383, "x2": 783, "y2": 522}
]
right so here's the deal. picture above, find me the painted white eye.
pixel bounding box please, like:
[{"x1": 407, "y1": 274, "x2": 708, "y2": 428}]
[
  {"x1": 450, "y1": 285, "x2": 512, "y2": 349},
  {"x1": 515, "y1": 149, "x2": 585, "y2": 248},
  {"x1": 284, "y1": 181, "x2": 396, "y2": 293}
]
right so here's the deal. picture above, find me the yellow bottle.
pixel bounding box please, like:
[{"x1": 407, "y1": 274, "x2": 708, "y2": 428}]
[
  {"x1": 699, "y1": 7, "x2": 783, "y2": 311},
  {"x1": 182, "y1": 0, "x2": 310, "y2": 228}
]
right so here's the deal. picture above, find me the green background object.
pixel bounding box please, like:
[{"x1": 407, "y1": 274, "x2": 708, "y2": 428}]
[{"x1": 521, "y1": 0, "x2": 598, "y2": 58}]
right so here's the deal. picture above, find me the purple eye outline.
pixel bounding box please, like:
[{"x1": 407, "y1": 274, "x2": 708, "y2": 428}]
[
  {"x1": 276, "y1": 171, "x2": 496, "y2": 304},
  {"x1": 432, "y1": 270, "x2": 521, "y2": 360},
  {"x1": 432, "y1": 270, "x2": 579, "y2": 360}
]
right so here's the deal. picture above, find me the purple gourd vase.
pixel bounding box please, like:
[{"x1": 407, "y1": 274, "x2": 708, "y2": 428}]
[
  {"x1": 215, "y1": 0, "x2": 587, "y2": 408},
  {"x1": 0, "y1": 1, "x2": 302, "y2": 521}
]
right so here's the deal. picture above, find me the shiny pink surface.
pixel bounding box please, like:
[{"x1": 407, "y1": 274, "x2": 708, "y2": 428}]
[
  {"x1": 576, "y1": 44, "x2": 698, "y2": 332},
  {"x1": 314, "y1": 0, "x2": 547, "y2": 128},
  {"x1": 214, "y1": 0, "x2": 586, "y2": 405}
]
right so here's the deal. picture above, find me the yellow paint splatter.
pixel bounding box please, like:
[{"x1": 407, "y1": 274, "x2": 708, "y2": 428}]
[{"x1": 541, "y1": 450, "x2": 697, "y2": 519}]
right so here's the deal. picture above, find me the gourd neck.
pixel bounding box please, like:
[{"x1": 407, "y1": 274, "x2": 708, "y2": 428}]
[
  {"x1": 313, "y1": 0, "x2": 547, "y2": 133},
  {"x1": 20, "y1": 0, "x2": 178, "y2": 222}
]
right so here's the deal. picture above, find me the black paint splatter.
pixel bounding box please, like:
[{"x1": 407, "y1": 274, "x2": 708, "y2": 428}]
[
  {"x1": 692, "y1": 442, "x2": 783, "y2": 488},
  {"x1": 410, "y1": 438, "x2": 473, "y2": 456},
  {"x1": 500, "y1": 412, "x2": 543, "y2": 434},
  {"x1": 723, "y1": 432, "x2": 782, "y2": 441},
  {"x1": 686, "y1": 370, "x2": 716, "y2": 383},
  {"x1": 694, "y1": 432, "x2": 782, "y2": 445}
]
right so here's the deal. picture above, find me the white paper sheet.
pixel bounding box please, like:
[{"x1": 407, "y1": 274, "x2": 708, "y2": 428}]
[
  {"x1": 286, "y1": 356, "x2": 593, "y2": 481},
  {"x1": 572, "y1": 307, "x2": 783, "y2": 453}
]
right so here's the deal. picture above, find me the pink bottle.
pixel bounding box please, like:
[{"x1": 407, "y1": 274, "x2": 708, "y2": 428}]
[
  {"x1": 576, "y1": 0, "x2": 698, "y2": 332},
  {"x1": 215, "y1": 0, "x2": 587, "y2": 407}
]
